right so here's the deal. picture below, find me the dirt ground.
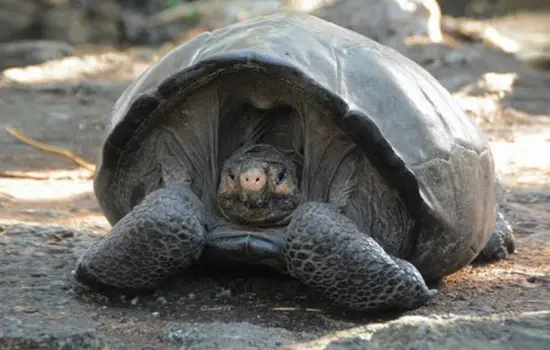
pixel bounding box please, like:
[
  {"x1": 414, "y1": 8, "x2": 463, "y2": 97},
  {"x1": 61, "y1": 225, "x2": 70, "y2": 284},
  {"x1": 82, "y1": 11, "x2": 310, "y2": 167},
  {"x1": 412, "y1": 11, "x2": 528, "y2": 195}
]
[{"x1": 1, "y1": 18, "x2": 550, "y2": 350}]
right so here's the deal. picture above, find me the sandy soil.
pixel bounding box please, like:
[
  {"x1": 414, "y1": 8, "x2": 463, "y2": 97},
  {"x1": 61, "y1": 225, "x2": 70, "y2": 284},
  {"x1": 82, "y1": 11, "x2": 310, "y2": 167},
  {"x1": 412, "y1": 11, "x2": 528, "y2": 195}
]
[{"x1": 0, "y1": 21, "x2": 549, "y2": 350}]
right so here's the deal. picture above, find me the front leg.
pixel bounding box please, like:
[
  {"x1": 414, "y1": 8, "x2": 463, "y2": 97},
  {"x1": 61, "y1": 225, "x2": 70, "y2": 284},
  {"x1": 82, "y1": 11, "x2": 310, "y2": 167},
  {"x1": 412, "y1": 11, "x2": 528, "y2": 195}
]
[
  {"x1": 284, "y1": 202, "x2": 436, "y2": 311},
  {"x1": 74, "y1": 186, "x2": 206, "y2": 294}
]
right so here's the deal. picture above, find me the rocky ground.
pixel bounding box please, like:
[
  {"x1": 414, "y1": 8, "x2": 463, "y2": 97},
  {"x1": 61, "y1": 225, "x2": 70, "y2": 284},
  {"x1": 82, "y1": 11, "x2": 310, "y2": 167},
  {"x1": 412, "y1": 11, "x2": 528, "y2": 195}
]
[{"x1": 1, "y1": 10, "x2": 550, "y2": 350}]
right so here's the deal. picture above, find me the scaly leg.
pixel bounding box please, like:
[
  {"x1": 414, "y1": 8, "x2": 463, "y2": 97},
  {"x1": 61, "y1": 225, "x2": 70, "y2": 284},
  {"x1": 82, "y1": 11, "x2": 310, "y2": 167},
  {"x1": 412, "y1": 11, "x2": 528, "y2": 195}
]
[
  {"x1": 74, "y1": 186, "x2": 206, "y2": 294},
  {"x1": 284, "y1": 202, "x2": 437, "y2": 311}
]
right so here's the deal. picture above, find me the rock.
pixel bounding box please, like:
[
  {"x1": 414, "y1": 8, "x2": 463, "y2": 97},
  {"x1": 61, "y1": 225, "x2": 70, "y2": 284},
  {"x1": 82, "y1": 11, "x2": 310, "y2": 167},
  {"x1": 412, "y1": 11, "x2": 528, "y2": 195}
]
[
  {"x1": 0, "y1": 0, "x2": 444, "y2": 46},
  {"x1": 160, "y1": 322, "x2": 311, "y2": 349},
  {"x1": 315, "y1": 0, "x2": 443, "y2": 44},
  {"x1": 0, "y1": 0, "x2": 175, "y2": 45},
  {"x1": 119, "y1": 10, "x2": 152, "y2": 43},
  {"x1": 0, "y1": 40, "x2": 74, "y2": 71},
  {"x1": 0, "y1": 0, "x2": 41, "y2": 42},
  {"x1": 2, "y1": 309, "x2": 548, "y2": 349},
  {"x1": 309, "y1": 311, "x2": 550, "y2": 349},
  {"x1": 152, "y1": 0, "x2": 443, "y2": 45},
  {"x1": 40, "y1": 5, "x2": 120, "y2": 45},
  {"x1": 0, "y1": 325, "x2": 109, "y2": 350},
  {"x1": 438, "y1": 0, "x2": 550, "y2": 18},
  {"x1": 442, "y1": 13, "x2": 550, "y2": 70},
  {"x1": 150, "y1": 0, "x2": 288, "y2": 28}
]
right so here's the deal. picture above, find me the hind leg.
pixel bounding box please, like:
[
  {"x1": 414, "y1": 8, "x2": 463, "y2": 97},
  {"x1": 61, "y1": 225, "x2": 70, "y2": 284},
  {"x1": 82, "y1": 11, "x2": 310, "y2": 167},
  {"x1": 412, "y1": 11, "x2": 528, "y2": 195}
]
[
  {"x1": 74, "y1": 186, "x2": 206, "y2": 293},
  {"x1": 472, "y1": 211, "x2": 516, "y2": 264}
]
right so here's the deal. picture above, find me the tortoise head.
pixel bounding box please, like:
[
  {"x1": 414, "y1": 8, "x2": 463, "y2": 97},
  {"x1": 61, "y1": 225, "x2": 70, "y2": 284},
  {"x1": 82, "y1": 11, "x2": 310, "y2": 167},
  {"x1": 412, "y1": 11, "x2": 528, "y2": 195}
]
[{"x1": 217, "y1": 144, "x2": 302, "y2": 226}]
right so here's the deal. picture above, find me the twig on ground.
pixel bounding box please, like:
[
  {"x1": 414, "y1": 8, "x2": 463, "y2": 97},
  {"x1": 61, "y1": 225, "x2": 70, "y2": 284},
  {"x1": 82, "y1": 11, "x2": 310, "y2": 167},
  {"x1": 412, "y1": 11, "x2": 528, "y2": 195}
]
[{"x1": 4, "y1": 126, "x2": 96, "y2": 172}]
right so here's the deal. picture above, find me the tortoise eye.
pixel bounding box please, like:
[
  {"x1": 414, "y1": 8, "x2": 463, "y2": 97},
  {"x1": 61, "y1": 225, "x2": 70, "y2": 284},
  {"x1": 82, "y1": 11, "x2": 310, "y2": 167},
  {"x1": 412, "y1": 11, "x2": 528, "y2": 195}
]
[
  {"x1": 276, "y1": 171, "x2": 286, "y2": 184},
  {"x1": 228, "y1": 173, "x2": 235, "y2": 182}
]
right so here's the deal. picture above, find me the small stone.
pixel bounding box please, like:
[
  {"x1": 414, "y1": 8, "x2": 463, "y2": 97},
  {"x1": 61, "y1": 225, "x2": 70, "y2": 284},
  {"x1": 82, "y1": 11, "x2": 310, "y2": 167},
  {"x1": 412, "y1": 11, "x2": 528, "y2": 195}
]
[
  {"x1": 13, "y1": 306, "x2": 38, "y2": 313},
  {"x1": 89, "y1": 206, "x2": 103, "y2": 213},
  {"x1": 444, "y1": 51, "x2": 467, "y2": 65},
  {"x1": 525, "y1": 275, "x2": 549, "y2": 284},
  {"x1": 188, "y1": 293, "x2": 196, "y2": 300},
  {"x1": 30, "y1": 272, "x2": 48, "y2": 278},
  {"x1": 19, "y1": 209, "x2": 67, "y2": 217},
  {"x1": 46, "y1": 246, "x2": 70, "y2": 254},
  {"x1": 152, "y1": 311, "x2": 160, "y2": 317},
  {"x1": 216, "y1": 288, "x2": 232, "y2": 299},
  {"x1": 156, "y1": 296, "x2": 167, "y2": 305},
  {"x1": 0, "y1": 40, "x2": 74, "y2": 70},
  {"x1": 131, "y1": 296, "x2": 139, "y2": 305},
  {"x1": 167, "y1": 329, "x2": 191, "y2": 343}
]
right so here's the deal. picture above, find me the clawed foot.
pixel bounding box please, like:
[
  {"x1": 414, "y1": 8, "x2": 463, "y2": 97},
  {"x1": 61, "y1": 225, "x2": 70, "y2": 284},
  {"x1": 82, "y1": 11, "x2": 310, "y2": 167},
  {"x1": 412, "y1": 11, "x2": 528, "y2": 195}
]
[
  {"x1": 472, "y1": 212, "x2": 516, "y2": 264},
  {"x1": 284, "y1": 202, "x2": 437, "y2": 312},
  {"x1": 74, "y1": 186, "x2": 206, "y2": 293}
]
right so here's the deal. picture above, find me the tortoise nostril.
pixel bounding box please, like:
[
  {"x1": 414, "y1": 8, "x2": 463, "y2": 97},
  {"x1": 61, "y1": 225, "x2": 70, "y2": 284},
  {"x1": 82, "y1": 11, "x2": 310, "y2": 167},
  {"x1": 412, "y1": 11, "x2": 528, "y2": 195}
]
[
  {"x1": 241, "y1": 169, "x2": 266, "y2": 191},
  {"x1": 244, "y1": 176, "x2": 261, "y2": 183}
]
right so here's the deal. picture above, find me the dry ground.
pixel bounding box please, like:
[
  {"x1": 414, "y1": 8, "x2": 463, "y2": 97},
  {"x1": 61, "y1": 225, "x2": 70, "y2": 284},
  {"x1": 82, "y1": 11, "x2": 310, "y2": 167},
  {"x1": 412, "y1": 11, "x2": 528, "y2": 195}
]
[{"x1": 0, "y1": 19, "x2": 549, "y2": 350}]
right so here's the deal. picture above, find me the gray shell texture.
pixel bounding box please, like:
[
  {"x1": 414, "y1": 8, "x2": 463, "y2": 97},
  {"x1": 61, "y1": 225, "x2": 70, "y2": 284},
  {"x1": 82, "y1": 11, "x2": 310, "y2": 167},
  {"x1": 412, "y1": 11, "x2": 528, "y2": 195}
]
[{"x1": 96, "y1": 12, "x2": 496, "y2": 272}]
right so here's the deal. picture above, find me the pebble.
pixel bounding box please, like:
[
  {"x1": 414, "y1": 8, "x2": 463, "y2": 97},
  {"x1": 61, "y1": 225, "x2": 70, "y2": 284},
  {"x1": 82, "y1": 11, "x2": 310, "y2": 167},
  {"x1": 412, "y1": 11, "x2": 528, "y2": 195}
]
[
  {"x1": 46, "y1": 247, "x2": 70, "y2": 254},
  {"x1": 444, "y1": 50, "x2": 468, "y2": 65},
  {"x1": 19, "y1": 209, "x2": 68, "y2": 217},
  {"x1": 46, "y1": 111, "x2": 71, "y2": 121},
  {"x1": 526, "y1": 275, "x2": 549, "y2": 284},
  {"x1": 131, "y1": 296, "x2": 140, "y2": 305},
  {"x1": 156, "y1": 296, "x2": 167, "y2": 305},
  {"x1": 152, "y1": 311, "x2": 160, "y2": 318},
  {"x1": 188, "y1": 293, "x2": 196, "y2": 300},
  {"x1": 527, "y1": 275, "x2": 537, "y2": 283},
  {"x1": 216, "y1": 288, "x2": 232, "y2": 299},
  {"x1": 167, "y1": 329, "x2": 191, "y2": 343}
]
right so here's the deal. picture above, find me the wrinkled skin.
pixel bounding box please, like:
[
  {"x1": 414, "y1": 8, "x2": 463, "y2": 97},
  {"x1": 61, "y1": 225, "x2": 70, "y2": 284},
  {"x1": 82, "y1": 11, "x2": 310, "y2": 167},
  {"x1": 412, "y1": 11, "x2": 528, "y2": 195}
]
[
  {"x1": 216, "y1": 144, "x2": 302, "y2": 226},
  {"x1": 75, "y1": 143, "x2": 514, "y2": 311}
]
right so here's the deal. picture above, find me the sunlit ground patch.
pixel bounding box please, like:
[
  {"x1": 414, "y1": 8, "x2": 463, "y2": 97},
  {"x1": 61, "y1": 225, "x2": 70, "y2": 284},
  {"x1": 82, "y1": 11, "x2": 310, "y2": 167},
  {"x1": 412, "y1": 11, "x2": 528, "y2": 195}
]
[
  {"x1": 490, "y1": 129, "x2": 550, "y2": 187},
  {"x1": 0, "y1": 170, "x2": 109, "y2": 231},
  {"x1": 0, "y1": 171, "x2": 92, "y2": 201},
  {"x1": 1, "y1": 51, "x2": 153, "y2": 85}
]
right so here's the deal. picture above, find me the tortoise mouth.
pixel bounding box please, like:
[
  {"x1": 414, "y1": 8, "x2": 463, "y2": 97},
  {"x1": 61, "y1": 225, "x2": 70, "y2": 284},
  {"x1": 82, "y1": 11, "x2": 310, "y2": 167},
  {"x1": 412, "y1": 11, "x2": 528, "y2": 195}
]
[
  {"x1": 217, "y1": 194, "x2": 298, "y2": 227},
  {"x1": 202, "y1": 228, "x2": 287, "y2": 272}
]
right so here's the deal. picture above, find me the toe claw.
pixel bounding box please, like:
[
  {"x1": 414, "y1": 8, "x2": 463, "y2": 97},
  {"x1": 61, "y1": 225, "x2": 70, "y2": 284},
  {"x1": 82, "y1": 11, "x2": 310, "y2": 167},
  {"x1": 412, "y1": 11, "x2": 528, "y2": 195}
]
[{"x1": 427, "y1": 288, "x2": 438, "y2": 300}]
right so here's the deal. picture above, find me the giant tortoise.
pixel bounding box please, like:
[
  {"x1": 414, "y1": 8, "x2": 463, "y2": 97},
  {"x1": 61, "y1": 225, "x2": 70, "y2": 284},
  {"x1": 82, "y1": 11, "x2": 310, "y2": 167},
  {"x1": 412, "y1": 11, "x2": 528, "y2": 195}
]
[{"x1": 74, "y1": 12, "x2": 515, "y2": 311}]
